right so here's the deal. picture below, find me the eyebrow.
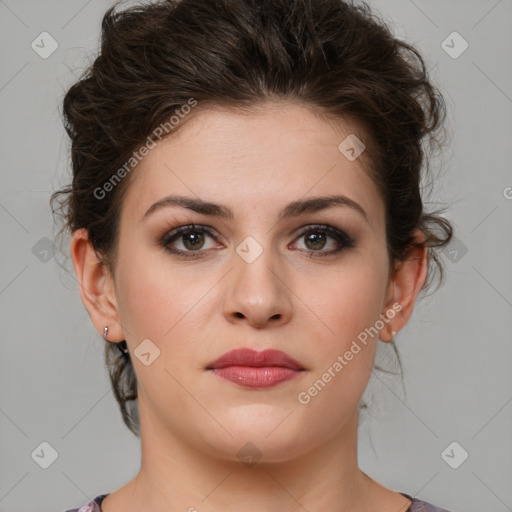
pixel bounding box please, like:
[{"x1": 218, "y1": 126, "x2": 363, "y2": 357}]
[{"x1": 142, "y1": 194, "x2": 371, "y2": 227}]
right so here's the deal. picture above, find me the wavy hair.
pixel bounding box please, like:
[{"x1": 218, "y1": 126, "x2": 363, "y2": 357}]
[{"x1": 51, "y1": 0, "x2": 453, "y2": 436}]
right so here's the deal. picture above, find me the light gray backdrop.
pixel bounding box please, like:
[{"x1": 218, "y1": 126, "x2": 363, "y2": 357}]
[{"x1": 1, "y1": 1, "x2": 511, "y2": 511}]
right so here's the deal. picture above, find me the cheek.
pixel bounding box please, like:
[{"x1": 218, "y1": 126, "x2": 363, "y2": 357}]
[
  {"x1": 312, "y1": 261, "x2": 389, "y2": 345},
  {"x1": 295, "y1": 268, "x2": 384, "y2": 418},
  {"x1": 114, "y1": 246, "x2": 192, "y2": 341},
  {"x1": 115, "y1": 246, "x2": 218, "y2": 366},
  {"x1": 297, "y1": 256, "x2": 389, "y2": 406}
]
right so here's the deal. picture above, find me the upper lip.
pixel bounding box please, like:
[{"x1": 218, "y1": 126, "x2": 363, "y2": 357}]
[{"x1": 206, "y1": 348, "x2": 305, "y2": 371}]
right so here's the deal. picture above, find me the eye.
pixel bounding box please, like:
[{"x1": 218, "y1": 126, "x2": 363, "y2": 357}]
[
  {"x1": 160, "y1": 224, "x2": 220, "y2": 258},
  {"x1": 160, "y1": 223, "x2": 355, "y2": 259},
  {"x1": 291, "y1": 224, "x2": 355, "y2": 257}
]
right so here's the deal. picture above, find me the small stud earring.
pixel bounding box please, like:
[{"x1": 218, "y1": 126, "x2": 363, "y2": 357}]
[{"x1": 103, "y1": 325, "x2": 129, "y2": 356}]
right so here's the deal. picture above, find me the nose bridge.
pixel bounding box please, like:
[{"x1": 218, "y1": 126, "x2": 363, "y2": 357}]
[{"x1": 223, "y1": 233, "x2": 292, "y2": 326}]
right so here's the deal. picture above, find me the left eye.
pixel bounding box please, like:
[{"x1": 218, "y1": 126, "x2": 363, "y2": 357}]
[
  {"x1": 161, "y1": 224, "x2": 354, "y2": 258},
  {"x1": 162, "y1": 225, "x2": 219, "y2": 254},
  {"x1": 291, "y1": 225, "x2": 355, "y2": 256}
]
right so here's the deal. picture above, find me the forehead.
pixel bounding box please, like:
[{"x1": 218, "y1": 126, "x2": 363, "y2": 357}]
[{"x1": 120, "y1": 101, "x2": 384, "y2": 230}]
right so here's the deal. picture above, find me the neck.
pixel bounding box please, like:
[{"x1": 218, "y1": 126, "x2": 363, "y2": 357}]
[{"x1": 115, "y1": 403, "x2": 383, "y2": 512}]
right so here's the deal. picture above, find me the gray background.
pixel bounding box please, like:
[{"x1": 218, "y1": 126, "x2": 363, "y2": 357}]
[{"x1": 1, "y1": 1, "x2": 511, "y2": 511}]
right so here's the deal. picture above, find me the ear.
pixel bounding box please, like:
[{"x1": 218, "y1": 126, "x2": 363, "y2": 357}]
[
  {"x1": 380, "y1": 229, "x2": 428, "y2": 342},
  {"x1": 70, "y1": 228, "x2": 126, "y2": 343}
]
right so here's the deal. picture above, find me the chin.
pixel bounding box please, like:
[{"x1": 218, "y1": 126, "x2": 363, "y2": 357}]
[
  {"x1": 197, "y1": 411, "x2": 310, "y2": 464},
  {"x1": 206, "y1": 437, "x2": 309, "y2": 466}
]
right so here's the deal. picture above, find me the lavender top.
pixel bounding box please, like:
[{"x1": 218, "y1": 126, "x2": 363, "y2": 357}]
[{"x1": 63, "y1": 491, "x2": 453, "y2": 511}]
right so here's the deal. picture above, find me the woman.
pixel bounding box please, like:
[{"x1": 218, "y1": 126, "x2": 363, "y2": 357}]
[{"x1": 52, "y1": 0, "x2": 455, "y2": 510}]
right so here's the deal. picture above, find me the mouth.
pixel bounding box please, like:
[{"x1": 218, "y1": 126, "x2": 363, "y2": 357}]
[{"x1": 206, "y1": 348, "x2": 306, "y2": 389}]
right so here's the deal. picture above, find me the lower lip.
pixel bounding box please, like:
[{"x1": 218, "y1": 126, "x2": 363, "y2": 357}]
[{"x1": 209, "y1": 366, "x2": 303, "y2": 388}]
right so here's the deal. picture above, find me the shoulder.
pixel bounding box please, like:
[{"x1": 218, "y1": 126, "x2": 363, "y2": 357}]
[
  {"x1": 400, "y1": 492, "x2": 454, "y2": 512},
  {"x1": 64, "y1": 492, "x2": 455, "y2": 512},
  {"x1": 63, "y1": 494, "x2": 109, "y2": 512}
]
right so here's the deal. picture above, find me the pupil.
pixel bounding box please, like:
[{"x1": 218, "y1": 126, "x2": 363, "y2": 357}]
[
  {"x1": 184, "y1": 231, "x2": 204, "y2": 250},
  {"x1": 306, "y1": 232, "x2": 325, "y2": 250}
]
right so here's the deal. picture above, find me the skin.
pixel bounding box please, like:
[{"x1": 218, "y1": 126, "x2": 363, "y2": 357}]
[{"x1": 71, "y1": 101, "x2": 427, "y2": 512}]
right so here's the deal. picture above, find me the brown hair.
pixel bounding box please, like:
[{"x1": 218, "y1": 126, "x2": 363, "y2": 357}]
[{"x1": 51, "y1": 0, "x2": 453, "y2": 437}]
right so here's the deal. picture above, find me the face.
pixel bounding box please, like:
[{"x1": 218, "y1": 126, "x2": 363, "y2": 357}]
[{"x1": 106, "y1": 101, "x2": 398, "y2": 462}]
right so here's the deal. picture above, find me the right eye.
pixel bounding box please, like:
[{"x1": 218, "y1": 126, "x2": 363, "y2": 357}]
[{"x1": 160, "y1": 224, "x2": 221, "y2": 258}]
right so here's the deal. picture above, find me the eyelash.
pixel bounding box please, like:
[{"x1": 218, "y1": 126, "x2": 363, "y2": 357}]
[{"x1": 159, "y1": 223, "x2": 355, "y2": 259}]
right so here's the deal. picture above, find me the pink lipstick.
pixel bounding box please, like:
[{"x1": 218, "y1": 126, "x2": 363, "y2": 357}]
[{"x1": 206, "y1": 348, "x2": 305, "y2": 389}]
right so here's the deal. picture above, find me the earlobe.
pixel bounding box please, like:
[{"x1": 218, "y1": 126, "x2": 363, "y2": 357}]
[
  {"x1": 380, "y1": 229, "x2": 428, "y2": 342},
  {"x1": 70, "y1": 228, "x2": 125, "y2": 342}
]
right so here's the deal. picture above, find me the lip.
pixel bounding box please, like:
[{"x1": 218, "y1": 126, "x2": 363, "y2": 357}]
[
  {"x1": 206, "y1": 348, "x2": 306, "y2": 389},
  {"x1": 207, "y1": 348, "x2": 305, "y2": 370}
]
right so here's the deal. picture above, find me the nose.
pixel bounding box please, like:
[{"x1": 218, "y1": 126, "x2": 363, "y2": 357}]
[{"x1": 223, "y1": 247, "x2": 293, "y2": 329}]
